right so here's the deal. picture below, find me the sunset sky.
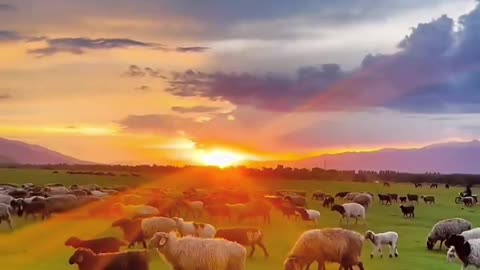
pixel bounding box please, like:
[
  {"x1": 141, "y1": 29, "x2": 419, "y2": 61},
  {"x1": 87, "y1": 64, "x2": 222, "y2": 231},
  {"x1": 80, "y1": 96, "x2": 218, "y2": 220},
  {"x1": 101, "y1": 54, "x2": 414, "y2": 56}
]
[{"x1": 2, "y1": 0, "x2": 480, "y2": 165}]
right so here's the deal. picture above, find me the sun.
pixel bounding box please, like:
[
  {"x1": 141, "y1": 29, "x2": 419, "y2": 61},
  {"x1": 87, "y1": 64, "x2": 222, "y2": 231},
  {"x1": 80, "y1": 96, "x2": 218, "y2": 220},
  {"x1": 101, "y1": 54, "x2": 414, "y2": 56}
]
[{"x1": 195, "y1": 149, "x2": 245, "y2": 168}]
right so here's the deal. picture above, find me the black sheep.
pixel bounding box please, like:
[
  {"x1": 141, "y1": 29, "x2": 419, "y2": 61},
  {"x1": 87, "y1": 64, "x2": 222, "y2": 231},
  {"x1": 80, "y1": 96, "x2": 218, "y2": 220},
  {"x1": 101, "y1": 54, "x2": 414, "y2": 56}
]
[
  {"x1": 69, "y1": 248, "x2": 149, "y2": 270},
  {"x1": 407, "y1": 194, "x2": 419, "y2": 203},
  {"x1": 378, "y1": 194, "x2": 392, "y2": 205},
  {"x1": 399, "y1": 205, "x2": 415, "y2": 218},
  {"x1": 323, "y1": 197, "x2": 335, "y2": 208},
  {"x1": 215, "y1": 227, "x2": 269, "y2": 258},
  {"x1": 399, "y1": 196, "x2": 407, "y2": 203},
  {"x1": 15, "y1": 199, "x2": 47, "y2": 220},
  {"x1": 65, "y1": 237, "x2": 127, "y2": 254}
]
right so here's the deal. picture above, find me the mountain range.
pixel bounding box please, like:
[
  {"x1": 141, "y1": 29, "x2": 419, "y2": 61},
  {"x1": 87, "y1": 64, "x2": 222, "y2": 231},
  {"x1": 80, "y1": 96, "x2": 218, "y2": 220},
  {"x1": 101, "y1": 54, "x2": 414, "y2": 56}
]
[
  {"x1": 267, "y1": 140, "x2": 480, "y2": 174},
  {"x1": 0, "y1": 137, "x2": 92, "y2": 165}
]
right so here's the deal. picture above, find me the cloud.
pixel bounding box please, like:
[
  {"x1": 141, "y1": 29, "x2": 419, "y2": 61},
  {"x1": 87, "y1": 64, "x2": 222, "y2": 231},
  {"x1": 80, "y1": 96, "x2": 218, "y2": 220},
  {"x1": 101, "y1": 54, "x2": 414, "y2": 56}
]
[
  {"x1": 0, "y1": 30, "x2": 23, "y2": 42},
  {"x1": 176, "y1": 46, "x2": 209, "y2": 53},
  {"x1": 118, "y1": 114, "x2": 196, "y2": 134},
  {"x1": 0, "y1": 3, "x2": 15, "y2": 11},
  {"x1": 155, "y1": 3, "x2": 480, "y2": 114},
  {"x1": 28, "y1": 37, "x2": 165, "y2": 56},
  {"x1": 171, "y1": 105, "x2": 222, "y2": 114},
  {"x1": 134, "y1": 85, "x2": 150, "y2": 91},
  {"x1": 0, "y1": 94, "x2": 11, "y2": 99},
  {"x1": 123, "y1": 65, "x2": 167, "y2": 79}
]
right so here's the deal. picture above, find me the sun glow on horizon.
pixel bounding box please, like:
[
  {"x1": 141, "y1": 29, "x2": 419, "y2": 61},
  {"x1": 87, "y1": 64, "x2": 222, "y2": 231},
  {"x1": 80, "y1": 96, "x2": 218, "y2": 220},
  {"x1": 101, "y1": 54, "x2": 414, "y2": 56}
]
[{"x1": 194, "y1": 148, "x2": 246, "y2": 168}]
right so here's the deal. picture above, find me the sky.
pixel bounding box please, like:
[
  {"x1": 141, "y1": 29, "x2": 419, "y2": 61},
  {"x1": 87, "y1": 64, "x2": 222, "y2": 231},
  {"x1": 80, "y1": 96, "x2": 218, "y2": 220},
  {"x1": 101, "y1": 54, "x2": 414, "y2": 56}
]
[{"x1": 1, "y1": 0, "x2": 480, "y2": 165}]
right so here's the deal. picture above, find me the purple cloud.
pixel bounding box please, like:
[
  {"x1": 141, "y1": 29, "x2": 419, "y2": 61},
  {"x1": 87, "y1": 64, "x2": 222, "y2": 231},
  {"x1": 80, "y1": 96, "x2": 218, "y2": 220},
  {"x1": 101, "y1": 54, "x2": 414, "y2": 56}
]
[
  {"x1": 175, "y1": 46, "x2": 209, "y2": 53},
  {"x1": 0, "y1": 3, "x2": 15, "y2": 11},
  {"x1": 171, "y1": 105, "x2": 222, "y2": 114}
]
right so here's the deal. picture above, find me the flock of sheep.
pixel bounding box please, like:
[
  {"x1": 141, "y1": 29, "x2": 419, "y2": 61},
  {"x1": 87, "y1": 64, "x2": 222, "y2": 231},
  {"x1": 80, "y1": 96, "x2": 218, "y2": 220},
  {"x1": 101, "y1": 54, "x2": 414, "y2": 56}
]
[{"x1": 0, "y1": 180, "x2": 477, "y2": 270}]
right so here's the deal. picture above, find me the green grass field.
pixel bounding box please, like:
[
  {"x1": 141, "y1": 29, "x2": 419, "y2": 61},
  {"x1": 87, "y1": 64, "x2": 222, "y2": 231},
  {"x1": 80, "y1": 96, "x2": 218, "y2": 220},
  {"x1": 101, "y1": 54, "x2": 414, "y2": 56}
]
[{"x1": 0, "y1": 168, "x2": 473, "y2": 270}]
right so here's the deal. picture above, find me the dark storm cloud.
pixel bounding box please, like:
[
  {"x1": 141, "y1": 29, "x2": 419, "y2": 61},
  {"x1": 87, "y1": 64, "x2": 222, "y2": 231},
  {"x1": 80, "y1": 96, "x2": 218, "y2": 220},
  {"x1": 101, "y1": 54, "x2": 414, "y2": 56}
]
[
  {"x1": 0, "y1": 3, "x2": 15, "y2": 11},
  {"x1": 156, "y1": 2, "x2": 480, "y2": 114},
  {"x1": 28, "y1": 37, "x2": 165, "y2": 56},
  {"x1": 175, "y1": 46, "x2": 209, "y2": 53},
  {"x1": 171, "y1": 105, "x2": 222, "y2": 114}
]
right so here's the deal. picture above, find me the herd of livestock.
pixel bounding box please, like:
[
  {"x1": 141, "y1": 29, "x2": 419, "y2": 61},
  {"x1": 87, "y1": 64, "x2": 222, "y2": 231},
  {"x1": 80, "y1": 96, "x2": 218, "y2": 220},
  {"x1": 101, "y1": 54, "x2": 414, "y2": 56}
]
[{"x1": 0, "y1": 179, "x2": 479, "y2": 270}]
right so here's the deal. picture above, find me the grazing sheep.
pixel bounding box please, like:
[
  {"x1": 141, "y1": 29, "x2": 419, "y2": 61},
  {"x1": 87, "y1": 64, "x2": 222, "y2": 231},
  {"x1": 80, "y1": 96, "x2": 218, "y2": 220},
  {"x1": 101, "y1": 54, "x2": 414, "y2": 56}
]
[
  {"x1": 113, "y1": 203, "x2": 159, "y2": 218},
  {"x1": 284, "y1": 228, "x2": 364, "y2": 270},
  {"x1": 331, "y1": 203, "x2": 366, "y2": 225},
  {"x1": 322, "y1": 197, "x2": 334, "y2": 208},
  {"x1": 65, "y1": 237, "x2": 127, "y2": 253},
  {"x1": 277, "y1": 202, "x2": 298, "y2": 220},
  {"x1": 312, "y1": 192, "x2": 328, "y2": 201},
  {"x1": 365, "y1": 230, "x2": 399, "y2": 258},
  {"x1": 44, "y1": 194, "x2": 78, "y2": 216},
  {"x1": 205, "y1": 203, "x2": 231, "y2": 220},
  {"x1": 430, "y1": 183, "x2": 438, "y2": 189},
  {"x1": 177, "y1": 200, "x2": 204, "y2": 218},
  {"x1": 399, "y1": 205, "x2": 415, "y2": 218},
  {"x1": 426, "y1": 218, "x2": 472, "y2": 250},
  {"x1": 14, "y1": 199, "x2": 47, "y2": 220},
  {"x1": 215, "y1": 227, "x2": 269, "y2": 258},
  {"x1": 388, "y1": 194, "x2": 398, "y2": 203},
  {"x1": 112, "y1": 216, "x2": 177, "y2": 248},
  {"x1": 383, "y1": 182, "x2": 391, "y2": 187},
  {"x1": 446, "y1": 184, "x2": 450, "y2": 189},
  {"x1": 148, "y1": 231, "x2": 246, "y2": 270},
  {"x1": 172, "y1": 217, "x2": 216, "y2": 238},
  {"x1": 414, "y1": 183, "x2": 422, "y2": 188},
  {"x1": 378, "y1": 194, "x2": 392, "y2": 205},
  {"x1": 353, "y1": 194, "x2": 373, "y2": 209},
  {"x1": 335, "y1": 192, "x2": 350, "y2": 199},
  {"x1": 0, "y1": 203, "x2": 13, "y2": 230},
  {"x1": 69, "y1": 248, "x2": 149, "y2": 270},
  {"x1": 399, "y1": 196, "x2": 407, "y2": 203},
  {"x1": 45, "y1": 186, "x2": 70, "y2": 195},
  {"x1": 445, "y1": 236, "x2": 480, "y2": 270},
  {"x1": 344, "y1": 192, "x2": 362, "y2": 201},
  {"x1": 295, "y1": 208, "x2": 321, "y2": 226},
  {"x1": 421, "y1": 195, "x2": 436, "y2": 204},
  {"x1": 0, "y1": 194, "x2": 14, "y2": 205},
  {"x1": 407, "y1": 194, "x2": 419, "y2": 203},
  {"x1": 284, "y1": 196, "x2": 307, "y2": 208}
]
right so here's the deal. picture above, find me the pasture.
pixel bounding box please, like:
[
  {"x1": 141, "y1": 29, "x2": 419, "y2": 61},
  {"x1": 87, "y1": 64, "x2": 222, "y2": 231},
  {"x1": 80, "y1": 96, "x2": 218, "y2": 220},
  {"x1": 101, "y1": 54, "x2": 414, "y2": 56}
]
[{"x1": 0, "y1": 168, "x2": 475, "y2": 270}]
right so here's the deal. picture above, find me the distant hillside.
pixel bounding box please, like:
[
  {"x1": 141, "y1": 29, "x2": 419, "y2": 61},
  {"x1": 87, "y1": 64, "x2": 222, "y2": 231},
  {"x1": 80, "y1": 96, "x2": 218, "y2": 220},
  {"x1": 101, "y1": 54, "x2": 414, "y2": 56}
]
[
  {"x1": 267, "y1": 140, "x2": 480, "y2": 174},
  {"x1": 0, "y1": 137, "x2": 93, "y2": 165}
]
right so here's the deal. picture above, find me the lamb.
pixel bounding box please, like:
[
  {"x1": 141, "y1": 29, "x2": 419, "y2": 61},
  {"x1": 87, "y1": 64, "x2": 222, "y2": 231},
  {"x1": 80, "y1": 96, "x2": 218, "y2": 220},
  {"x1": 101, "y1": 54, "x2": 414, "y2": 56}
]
[
  {"x1": 331, "y1": 203, "x2": 366, "y2": 225},
  {"x1": 112, "y1": 216, "x2": 177, "y2": 248},
  {"x1": 399, "y1": 205, "x2": 415, "y2": 218},
  {"x1": 421, "y1": 195, "x2": 436, "y2": 204},
  {"x1": 284, "y1": 228, "x2": 364, "y2": 270},
  {"x1": 0, "y1": 202, "x2": 13, "y2": 230},
  {"x1": 148, "y1": 231, "x2": 246, "y2": 270},
  {"x1": 444, "y1": 235, "x2": 480, "y2": 269},
  {"x1": 322, "y1": 197, "x2": 334, "y2": 208},
  {"x1": 426, "y1": 218, "x2": 472, "y2": 250},
  {"x1": 295, "y1": 207, "x2": 321, "y2": 226},
  {"x1": 353, "y1": 194, "x2": 373, "y2": 209},
  {"x1": 365, "y1": 230, "x2": 399, "y2": 258},
  {"x1": 65, "y1": 237, "x2": 127, "y2": 253},
  {"x1": 69, "y1": 248, "x2": 149, "y2": 270},
  {"x1": 113, "y1": 203, "x2": 159, "y2": 218},
  {"x1": 215, "y1": 227, "x2": 269, "y2": 258},
  {"x1": 172, "y1": 217, "x2": 216, "y2": 238}
]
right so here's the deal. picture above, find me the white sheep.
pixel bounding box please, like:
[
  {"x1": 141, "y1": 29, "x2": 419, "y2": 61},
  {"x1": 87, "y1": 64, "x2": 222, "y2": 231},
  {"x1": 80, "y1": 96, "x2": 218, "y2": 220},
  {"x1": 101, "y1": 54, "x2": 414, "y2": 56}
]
[
  {"x1": 331, "y1": 203, "x2": 366, "y2": 225},
  {"x1": 0, "y1": 203, "x2": 13, "y2": 230},
  {"x1": 91, "y1": 190, "x2": 109, "y2": 198},
  {"x1": 365, "y1": 230, "x2": 399, "y2": 258},
  {"x1": 113, "y1": 203, "x2": 159, "y2": 218},
  {"x1": 148, "y1": 231, "x2": 246, "y2": 270},
  {"x1": 344, "y1": 192, "x2": 362, "y2": 201},
  {"x1": 295, "y1": 208, "x2": 321, "y2": 226},
  {"x1": 446, "y1": 236, "x2": 480, "y2": 269},
  {"x1": 142, "y1": 216, "x2": 177, "y2": 239},
  {"x1": 0, "y1": 194, "x2": 14, "y2": 205},
  {"x1": 284, "y1": 228, "x2": 364, "y2": 270},
  {"x1": 427, "y1": 218, "x2": 472, "y2": 250},
  {"x1": 353, "y1": 194, "x2": 373, "y2": 209},
  {"x1": 172, "y1": 217, "x2": 216, "y2": 238},
  {"x1": 460, "y1": 228, "x2": 480, "y2": 242}
]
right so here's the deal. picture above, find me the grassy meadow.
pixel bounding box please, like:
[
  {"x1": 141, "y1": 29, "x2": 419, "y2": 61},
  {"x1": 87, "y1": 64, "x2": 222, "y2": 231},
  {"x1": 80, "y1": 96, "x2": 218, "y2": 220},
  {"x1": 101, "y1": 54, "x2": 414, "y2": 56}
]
[{"x1": 0, "y1": 168, "x2": 475, "y2": 270}]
